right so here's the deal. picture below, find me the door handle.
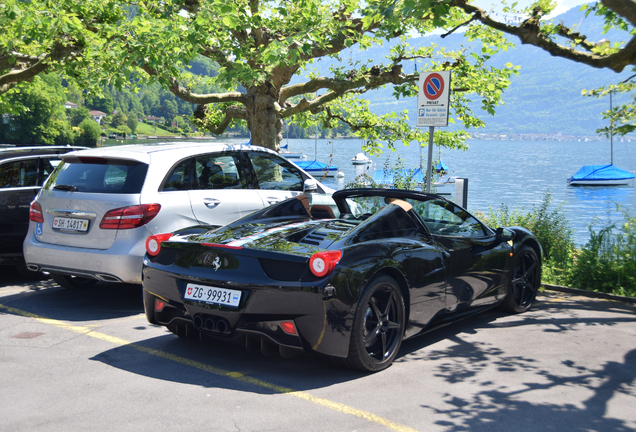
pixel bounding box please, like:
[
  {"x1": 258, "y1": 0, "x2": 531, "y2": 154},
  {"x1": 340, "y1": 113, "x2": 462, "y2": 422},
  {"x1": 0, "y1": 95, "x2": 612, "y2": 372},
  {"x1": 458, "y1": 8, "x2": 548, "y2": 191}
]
[
  {"x1": 266, "y1": 197, "x2": 282, "y2": 205},
  {"x1": 203, "y1": 198, "x2": 221, "y2": 208},
  {"x1": 441, "y1": 251, "x2": 450, "y2": 260}
]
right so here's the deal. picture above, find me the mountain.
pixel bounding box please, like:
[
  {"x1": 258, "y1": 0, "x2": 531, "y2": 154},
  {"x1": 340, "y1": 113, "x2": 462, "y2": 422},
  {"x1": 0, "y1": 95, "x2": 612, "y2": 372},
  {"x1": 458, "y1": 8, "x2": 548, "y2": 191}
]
[{"x1": 309, "y1": 5, "x2": 633, "y2": 137}]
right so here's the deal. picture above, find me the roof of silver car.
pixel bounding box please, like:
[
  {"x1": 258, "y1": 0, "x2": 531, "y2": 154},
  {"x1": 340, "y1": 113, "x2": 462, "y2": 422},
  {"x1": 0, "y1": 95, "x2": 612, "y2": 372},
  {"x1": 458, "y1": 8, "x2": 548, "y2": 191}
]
[
  {"x1": 60, "y1": 141, "x2": 277, "y2": 164},
  {"x1": 0, "y1": 145, "x2": 90, "y2": 161}
]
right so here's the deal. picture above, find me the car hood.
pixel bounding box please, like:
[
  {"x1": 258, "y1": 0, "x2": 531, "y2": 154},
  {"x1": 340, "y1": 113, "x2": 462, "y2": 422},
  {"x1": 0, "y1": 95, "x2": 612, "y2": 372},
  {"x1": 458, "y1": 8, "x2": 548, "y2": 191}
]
[{"x1": 178, "y1": 218, "x2": 357, "y2": 257}]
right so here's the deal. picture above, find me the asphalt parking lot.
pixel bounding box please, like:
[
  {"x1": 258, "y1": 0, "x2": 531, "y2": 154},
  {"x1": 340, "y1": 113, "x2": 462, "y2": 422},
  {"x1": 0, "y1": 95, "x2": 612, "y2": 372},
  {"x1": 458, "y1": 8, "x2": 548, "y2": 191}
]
[{"x1": 1, "y1": 266, "x2": 635, "y2": 432}]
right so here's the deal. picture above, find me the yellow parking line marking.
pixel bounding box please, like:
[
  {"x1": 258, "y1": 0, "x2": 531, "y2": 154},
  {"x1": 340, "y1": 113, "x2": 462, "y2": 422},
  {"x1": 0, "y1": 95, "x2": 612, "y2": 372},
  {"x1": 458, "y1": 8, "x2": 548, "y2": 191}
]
[{"x1": 0, "y1": 303, "x2": 419, "y2": 432}]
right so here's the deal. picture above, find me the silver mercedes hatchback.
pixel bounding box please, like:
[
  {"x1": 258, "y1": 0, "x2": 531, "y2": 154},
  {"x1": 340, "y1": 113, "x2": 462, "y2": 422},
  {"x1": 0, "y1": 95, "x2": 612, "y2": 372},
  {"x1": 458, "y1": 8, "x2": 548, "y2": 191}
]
[{"x1": 24, "y1": 141, "x2": 332, "y2": 289}]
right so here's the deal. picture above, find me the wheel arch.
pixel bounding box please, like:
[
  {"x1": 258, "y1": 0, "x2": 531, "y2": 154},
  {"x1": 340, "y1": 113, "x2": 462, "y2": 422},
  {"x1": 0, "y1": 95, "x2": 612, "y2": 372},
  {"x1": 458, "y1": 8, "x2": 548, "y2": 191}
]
[
  {"x1": 509, "y1": 227, "x2": 543, "y2": 263},
  {"x1": 517, "y1": 238, "x2": 543, "y2": 264},
  {"x1": 366, "y1": 266, "x2": 411, "y2": 332}
]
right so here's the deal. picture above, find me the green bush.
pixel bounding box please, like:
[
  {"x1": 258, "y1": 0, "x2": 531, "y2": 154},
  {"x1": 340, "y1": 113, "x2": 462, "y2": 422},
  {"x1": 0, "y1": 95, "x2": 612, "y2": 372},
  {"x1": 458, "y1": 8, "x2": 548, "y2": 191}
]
[
  {"x1": 566, "y1": 209, "x2": 636, "y2": 297},
  {"x1": 483, "y1": 192, "x2": 574, "y2": 265},
  {"x1": 484, "y1": 194, "x2": 636, "y2": 297},
  {"x1": 76, "y1": 119, "x2": 102, "y2": 146}
]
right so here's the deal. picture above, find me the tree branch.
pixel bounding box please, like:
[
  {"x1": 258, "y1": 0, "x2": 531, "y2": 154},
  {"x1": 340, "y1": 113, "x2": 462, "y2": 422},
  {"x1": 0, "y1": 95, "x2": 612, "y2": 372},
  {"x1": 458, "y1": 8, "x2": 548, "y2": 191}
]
[
  {"x1": 192, "y1": 104, "x2": 247, "y2": 135},
  {"x1": 0, "y1": 44, "x2": 80, "y2": 95},
  {"x1": 324, "y1": 106, "x2": 374, "y2": 132},
  {"x1": 450, "y1": 0, "x2": 636, "y2": 72},
  {"x1": 141, "y1": 64, "x2": 247, "y2": 104},
  {"x1": 279, "y1": 65, "x2": 418, "y2": 117},
  {"x1": 280, "y1": 64, "x2": 414, "y2": 103},
  {"x1": 602, "y1": 0, "x2": 636, "y2": 27}
]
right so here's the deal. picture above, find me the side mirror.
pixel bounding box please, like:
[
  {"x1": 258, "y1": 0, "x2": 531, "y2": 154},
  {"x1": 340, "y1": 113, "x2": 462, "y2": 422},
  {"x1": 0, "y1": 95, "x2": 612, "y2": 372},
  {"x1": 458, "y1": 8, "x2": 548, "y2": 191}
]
[
  {"x1": 496, "y1": 227, "x2": 515, "y2": 242},
  {"x1": 303, "y1": 178, "x2": 318, "y2": 192}
]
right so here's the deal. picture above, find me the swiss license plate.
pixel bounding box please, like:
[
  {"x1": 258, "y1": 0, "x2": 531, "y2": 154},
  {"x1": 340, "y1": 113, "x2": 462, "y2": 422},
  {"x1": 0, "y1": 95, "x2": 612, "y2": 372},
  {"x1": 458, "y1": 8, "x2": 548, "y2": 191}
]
[
  {"x1": 53, "y1": 217, "x2": 89, "y2": 232},
  {"x1": 184, "y1": 283, "x2": 241, "y2": 308}
]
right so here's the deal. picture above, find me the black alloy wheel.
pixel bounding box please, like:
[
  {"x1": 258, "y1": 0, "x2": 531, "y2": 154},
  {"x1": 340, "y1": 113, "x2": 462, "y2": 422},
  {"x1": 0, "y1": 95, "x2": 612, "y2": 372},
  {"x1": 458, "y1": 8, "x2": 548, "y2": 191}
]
[
  {"x1": 51, "y1": 273, "x2": 98, "y2": 290},
  {"x1": 344, "y1": 275, "x2": 405, "y2": 372},
  {"x1": 501, "y1": 245, "x2": 541, "y2": 313}
]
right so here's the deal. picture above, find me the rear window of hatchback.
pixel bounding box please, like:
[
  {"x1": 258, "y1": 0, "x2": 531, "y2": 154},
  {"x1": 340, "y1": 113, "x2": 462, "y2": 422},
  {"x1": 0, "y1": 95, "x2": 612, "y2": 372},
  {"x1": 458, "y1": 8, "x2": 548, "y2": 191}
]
[{"x1": 44, "y1": 157, "x2": 149, "y2": 194}]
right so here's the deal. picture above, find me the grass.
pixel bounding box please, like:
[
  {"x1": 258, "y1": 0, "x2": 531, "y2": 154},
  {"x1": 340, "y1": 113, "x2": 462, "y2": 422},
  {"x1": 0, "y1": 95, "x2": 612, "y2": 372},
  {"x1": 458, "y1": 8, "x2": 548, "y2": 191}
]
[{"x1": 134, "y1": 122, "x2": 181, "y2": 136}]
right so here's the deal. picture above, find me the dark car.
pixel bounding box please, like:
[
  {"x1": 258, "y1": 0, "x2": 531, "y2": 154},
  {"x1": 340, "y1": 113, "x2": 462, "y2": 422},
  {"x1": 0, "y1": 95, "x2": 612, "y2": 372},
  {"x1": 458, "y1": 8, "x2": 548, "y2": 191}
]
[
  {"x1": 0, "y1": 145, "x2": 88, "y2": 277},
  {"x1": 141, "y1": 188, "x2": 542, "y2": 372}
]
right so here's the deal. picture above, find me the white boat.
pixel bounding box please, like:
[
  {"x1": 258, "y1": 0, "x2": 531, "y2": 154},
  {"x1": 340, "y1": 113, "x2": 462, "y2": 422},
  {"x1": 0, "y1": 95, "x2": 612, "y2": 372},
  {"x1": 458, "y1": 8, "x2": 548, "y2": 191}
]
[
  {"x1": 281, "y1": 152, "x2": 306, "y2": 159},
  {"x1": 567, "y1": 164, "x2": 634, "y2": 186},
  {"x1": 568, "y1": 92, "x2": 635, "y2": 186},
  {"x1": 280, "y1": 144, "x2": 305, "y2": 159},
  {"x1": 351, "y1": 152, "x2": 372, "y2": 165}
]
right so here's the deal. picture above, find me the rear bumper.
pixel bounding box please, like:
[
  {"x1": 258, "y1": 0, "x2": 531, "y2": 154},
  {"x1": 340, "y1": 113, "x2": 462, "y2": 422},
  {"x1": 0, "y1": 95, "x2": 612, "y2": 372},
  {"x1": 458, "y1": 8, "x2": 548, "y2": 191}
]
[
  {"x1": 23, "y1": 230, "x2": 145, "y2": 284},
  {"x1": 142, "y1": 263, "x2": 355, "y2": 358}
]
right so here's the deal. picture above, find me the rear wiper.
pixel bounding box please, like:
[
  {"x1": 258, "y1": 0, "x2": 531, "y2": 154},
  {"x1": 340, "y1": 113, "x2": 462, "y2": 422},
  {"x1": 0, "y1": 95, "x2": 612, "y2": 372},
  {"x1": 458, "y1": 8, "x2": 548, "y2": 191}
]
[{"x1": 53, "y1": 184, "x2": 78, "y2": 191}]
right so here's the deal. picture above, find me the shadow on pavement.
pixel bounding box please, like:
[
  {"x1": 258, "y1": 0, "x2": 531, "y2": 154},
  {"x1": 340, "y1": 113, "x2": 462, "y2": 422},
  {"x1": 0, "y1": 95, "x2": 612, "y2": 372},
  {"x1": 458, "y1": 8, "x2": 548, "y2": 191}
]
[
  {"x1": 0, "y1": 264, "x2": 143, "y2": 321},
  {"x1": 85, "y1": 293, "x2": 636, "y2": 432}
]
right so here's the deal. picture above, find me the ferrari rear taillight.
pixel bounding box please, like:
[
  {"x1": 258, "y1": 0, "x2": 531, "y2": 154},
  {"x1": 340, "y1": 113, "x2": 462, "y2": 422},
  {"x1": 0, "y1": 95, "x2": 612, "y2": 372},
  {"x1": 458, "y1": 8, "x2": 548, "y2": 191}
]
[
  {"x1": 29, "y1": 201, "x2": 44, "y2": 223},
  {"x1": 309, "y1": 250, "x2": 342, "y2": 277},
  {"x1": 146, "y1": 233, "x2": 173, "y2": 256},
  {"x1": 155, "y1": 298, "x2": 166, "y2": 312},
  {"x1": 99, "y1": 204, "x2": 161, "y2": 230},
  {"x1": 280, "y1": 321, "x2": 297, "y2": 335}
]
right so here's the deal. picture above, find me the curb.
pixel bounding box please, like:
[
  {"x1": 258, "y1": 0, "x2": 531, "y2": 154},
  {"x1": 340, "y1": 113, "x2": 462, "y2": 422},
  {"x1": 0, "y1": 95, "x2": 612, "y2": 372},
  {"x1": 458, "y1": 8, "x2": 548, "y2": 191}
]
[{"x1": 541, "y1": 283, "x2": 636, "y2": 304}]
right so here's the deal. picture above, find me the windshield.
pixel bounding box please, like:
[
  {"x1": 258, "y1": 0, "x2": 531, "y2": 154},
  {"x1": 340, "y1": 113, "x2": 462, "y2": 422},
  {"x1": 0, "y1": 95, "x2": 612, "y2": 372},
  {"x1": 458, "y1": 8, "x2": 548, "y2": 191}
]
[
  {"x1": 44, "y1": 158, "x2": 148, "y2": 194},
  {"x1": 340, "y1": 193, "x2": 490, "y2": 238}
]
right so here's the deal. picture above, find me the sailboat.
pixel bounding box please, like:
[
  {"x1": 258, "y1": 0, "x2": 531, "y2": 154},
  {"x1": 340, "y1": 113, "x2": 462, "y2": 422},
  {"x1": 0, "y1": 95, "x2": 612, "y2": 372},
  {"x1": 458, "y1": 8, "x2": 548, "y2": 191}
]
[
  {"x1": 433, "y1": 160, "x2": 449, "y2": 173},
  {"x1": 279, "y1": 126, "x2": 306, "y2": 159},
  {"x1": 280, "y1": 143, "x2": 306, "y2": 159},
  {"x1": 567, "y1": 164, "x2": 634, "y2": 186},
  {"x1": 568, "y1": 92, "x2": 635, "y2": 186},
  {"x1": 294, "y1": 124, "x2": 340, "y2": 177},
  {"x1": 295, "y1": 160, "x2": 339, "y2": 177}
]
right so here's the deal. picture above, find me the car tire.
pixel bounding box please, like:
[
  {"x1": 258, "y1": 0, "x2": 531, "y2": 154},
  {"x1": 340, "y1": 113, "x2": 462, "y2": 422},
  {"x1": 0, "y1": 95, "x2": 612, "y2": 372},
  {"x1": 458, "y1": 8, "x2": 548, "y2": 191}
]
[
  {"x1": 500, "y1": 245, "x2": 541, "y2": 313},
  {"x1": 14, "y1": 259, "x2": 49, "y2": 281},
  {"x1": 51, "y1": 273, "x2": 98, "y2": 290},
  {"x1": 343, "y1": 275, "x2": 405, "y2": 373}
]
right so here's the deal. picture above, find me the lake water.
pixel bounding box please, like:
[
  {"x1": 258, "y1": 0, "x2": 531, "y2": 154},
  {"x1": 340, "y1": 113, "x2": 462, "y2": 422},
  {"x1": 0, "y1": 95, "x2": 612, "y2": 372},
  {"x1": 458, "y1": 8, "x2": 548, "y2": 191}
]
[
  {"x1": 283, "y1": 137, "x2": 636, "y2": 246},
  {"x1": 104, "y1": 136, "x2": 636, "y2": 246}
]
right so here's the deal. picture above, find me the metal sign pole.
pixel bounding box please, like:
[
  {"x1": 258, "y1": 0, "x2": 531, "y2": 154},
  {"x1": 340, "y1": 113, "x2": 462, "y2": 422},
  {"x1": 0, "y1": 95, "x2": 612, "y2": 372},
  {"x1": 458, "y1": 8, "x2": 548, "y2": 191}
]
[
  {"x1": 426, "y1": 126, "x2": 434, "y2": 193},
  {"x1": 417, "y1": 71, "x2": 450, "y2": 195},
  {"x1": 610, "y1": 91, "x2": 614, "y2": 165}
]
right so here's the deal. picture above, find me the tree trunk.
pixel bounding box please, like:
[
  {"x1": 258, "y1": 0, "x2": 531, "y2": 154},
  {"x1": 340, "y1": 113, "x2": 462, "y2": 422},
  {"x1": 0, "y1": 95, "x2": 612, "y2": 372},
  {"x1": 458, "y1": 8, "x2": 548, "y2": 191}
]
[{"x1": 244, "y1": 82, "x2": 283, "y2": 152}]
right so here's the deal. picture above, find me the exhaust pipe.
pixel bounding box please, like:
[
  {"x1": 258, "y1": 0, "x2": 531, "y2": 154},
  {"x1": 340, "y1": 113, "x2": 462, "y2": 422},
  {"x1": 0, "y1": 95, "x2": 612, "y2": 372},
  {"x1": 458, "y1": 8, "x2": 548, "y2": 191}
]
[
  {"x1": 216, "y1": 319, "x2": 229, "y2": 334},
  {"x1": 26, "y1": 264, "x2": 39, "y2": 272},
  {"x1": 95, "y1": 274, "x2": 121, "y2": 283},
  {"x1": 204, "y1": 318, "x2": 216, "y2": 331},
  {"x1": 192, "y1": 315, "x2": 204, "y2": 329}
]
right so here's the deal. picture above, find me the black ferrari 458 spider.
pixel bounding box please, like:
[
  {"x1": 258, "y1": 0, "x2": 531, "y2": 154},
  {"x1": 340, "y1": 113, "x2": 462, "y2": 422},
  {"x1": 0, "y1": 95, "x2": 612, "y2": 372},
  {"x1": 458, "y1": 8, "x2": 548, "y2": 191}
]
[{"x1": 142, "y1": 188, "x2": 542, "y2": 372}]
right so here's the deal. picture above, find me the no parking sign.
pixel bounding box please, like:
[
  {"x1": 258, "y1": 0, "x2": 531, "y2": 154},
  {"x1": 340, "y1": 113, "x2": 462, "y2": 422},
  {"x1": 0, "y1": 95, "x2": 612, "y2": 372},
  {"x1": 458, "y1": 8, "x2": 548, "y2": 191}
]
[{"x1": 417, "y1": 71, "x2": 451, "y2": 127}]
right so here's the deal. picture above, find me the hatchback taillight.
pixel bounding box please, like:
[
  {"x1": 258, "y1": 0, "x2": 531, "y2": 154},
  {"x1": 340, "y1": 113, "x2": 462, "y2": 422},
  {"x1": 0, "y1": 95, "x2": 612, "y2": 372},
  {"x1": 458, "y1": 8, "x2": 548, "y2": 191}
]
[
  {"x1": 309, "y1": 250, "x2": 342, "y2": 277},
  {"x1": 29, "y1": 201, "x2": 44, "y2": 223},
  {"x1": 99, "y1": 204, "x2": 161, "y2": 230},
  {"x1": 146, "y1": 233, "x2": 173, "y2": 256}
]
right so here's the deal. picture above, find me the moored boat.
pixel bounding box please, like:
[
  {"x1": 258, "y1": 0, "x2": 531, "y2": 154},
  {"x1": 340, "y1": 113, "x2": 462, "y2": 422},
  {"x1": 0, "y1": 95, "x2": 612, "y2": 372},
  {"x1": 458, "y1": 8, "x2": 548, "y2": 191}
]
[
  {"x1": 434, "y1": 160, "x2": 449, "y2": 173},
  {"x1": 567, "y1": 164, "x2": 635, "y2": 186},
  {"x1": 351, "y1": 152, "x2": 372, "y2": 165},
  {"x1": 280, "y1": 144, "x2": 305, "y2": 159},
  {"x1": 294, "y1": 160, "x2": 339, "y2": 177}
]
